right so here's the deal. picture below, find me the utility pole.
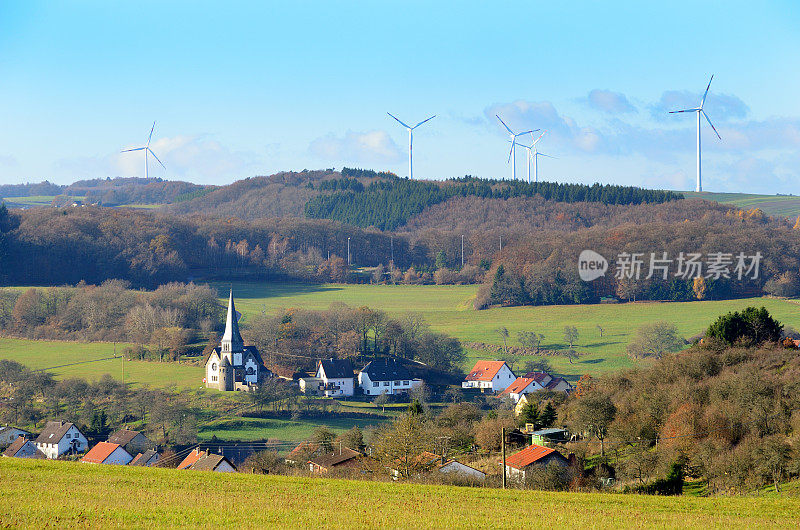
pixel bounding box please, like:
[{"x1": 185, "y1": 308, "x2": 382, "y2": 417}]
[
  {"x1": 501, "y1": 426, "x2": 507, "y2": 489},
  {"x1": 347, "y1": 237, "x2": 351, "y2": 266},
  {"x1": 390, "y1": 236, "x2": 394, "y2": 266},
  {"x1": 499, "y1": 235, "x2": 502, "y2": 253},
  {"x1": 461, "y1": 234, "x2": 464, "y2": 268}
]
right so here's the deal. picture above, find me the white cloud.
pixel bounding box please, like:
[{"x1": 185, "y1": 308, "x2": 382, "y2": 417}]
[
  {"x1": 586, "y1": 89, "x2": 636, "y2": 114},
  {"x1": 650, "y1": 90, "x2": 749, "y2": 121},
  {"x1": 309, "y1": 130, "x2": 403, "y2": 163}
]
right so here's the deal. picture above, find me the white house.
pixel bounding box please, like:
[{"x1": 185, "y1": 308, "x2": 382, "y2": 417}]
[
  {"x1": 462, "y1": 361, "x2": 516, "y2": 393},
  {"x1": 359, "y1": 359, "x2": 422, "y2": 396},
  {"x1": 130, "y1": 449, "x2": 160, "y2": 467},
  {"x1": 522, "y1": 371, "x2": 573, "y2": 394},
  {"x1": 0, "y1": 426, "x2": 30, "y2": 449},
  {"x1": 314, "y1": 359, "x2": 355, "y2": 397},
  {"x1": 499, "y1": 376, "x2": 547, "y2": 403},
  {"x1": 3, "y1": 437, "x2": 46, "y2": 459},
  {"x1": 81, "y1": 442, "x2": 134, "y2": 465},
  {"x1": 34, "y1": 421, "x2": 88, "y2": 459}
]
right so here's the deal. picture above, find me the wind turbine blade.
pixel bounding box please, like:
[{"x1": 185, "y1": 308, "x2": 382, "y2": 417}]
[
  {"x1": 538, "y1": 153, "x2": 557, "y2": 159},
  {"x1": 669, "y1": 108, "x2": 700, "y2": 114},
  {"x1": 701, "y1": 110, "x2": 721, "y2": 140},
  {"x1": 147, "y1": 121, "x2": 156, "y2": 147},
  {"x1": 531, "y1": 130, "x2": 547, "y2": 146},
  {"x1": 496, "y1": 115, "x2": 513, "y2": 134},
  {"x1": 121, "y1": 147, "x2": 146, "y2": 152},
  {"x1": 507, "y1": 141, "x2": 515, "y2": 164},
  {"x1": 412, "y1": 115, "x2": 436, "y2": 129},
  {"x1": 387, "y1": 112, "x2": 411, "y2": 129},
  {"x1": 700, "y1": 75, "x2": 714, "y2": 109},
  {"x1": 148, "y1": 148, "x2": 166, "y2": 169},
  {"x1": 516, "y1": 129, "x2": 536, "y2": 137}
]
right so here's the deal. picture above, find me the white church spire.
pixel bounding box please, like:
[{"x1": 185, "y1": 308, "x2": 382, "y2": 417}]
[{"x1": 220, "y1": 289, "x2": 243, "y2": 353}]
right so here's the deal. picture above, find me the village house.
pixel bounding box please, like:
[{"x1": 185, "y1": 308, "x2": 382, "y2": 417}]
[
  {"x1": 438, "y1": 460, "x2": 486, "y2": 482},
  {"x1": 205, "y1": 291, "x2": 271, "y2": 391},
  {"x1": 504, "y1": 444, "x2": 569, "y2": 482},
  {"x1": 129, "y1": 449, "x2": 160, "y2": 467},
  {"x1": 285, "y1": 441, "x2": 320, "y2": 465},
  {"x1": 34, "y1": 421, "x2": 88, "y2": 459},
  {"x1": 307, "y1": 447, "x2": 361, "y2": 474},
  {"x1": 106, "y1": 428, "x2": 154, "y2": 456},
  {"x1": 462, "y1": 360, "x2": 516, "y2": 393},
  {"x1": 81, "y1": 442, "x2": 134, "y2": 465},
  {"x1": 3, "y1": 437, "x2": 46, "y2": 459},
  {"x1": 358, "y1": 358, "x2": 422, "y2": 396},
  {"x1": 178, "y1": 448, "x2": 237, "y2": 472},
  {"x1": 503, "y1": 371, "x2": 573, "y2": 404},
  {"x1": 391, "y1": 451, "x2": 486, "y2": 482},
  {"x1": 0, "y1": 426, "x2": 30, "y2": 449},
  {"x1": 300, "y1": 359, "x2": 355, "y2": 397}
]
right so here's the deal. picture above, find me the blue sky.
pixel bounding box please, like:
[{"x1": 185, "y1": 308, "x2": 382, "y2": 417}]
[{"x1": 1, "y1": 1, "x2": 799, "y2": 193}]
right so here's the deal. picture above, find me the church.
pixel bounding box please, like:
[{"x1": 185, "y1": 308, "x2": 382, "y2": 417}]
[{"x1": 205, "y1": 291, "x2": 270, "y2": 391}]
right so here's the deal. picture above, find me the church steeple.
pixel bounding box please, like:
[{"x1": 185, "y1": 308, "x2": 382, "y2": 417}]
[{"x1": 220, "y1": 290, "x2": 244, "y2": 353}]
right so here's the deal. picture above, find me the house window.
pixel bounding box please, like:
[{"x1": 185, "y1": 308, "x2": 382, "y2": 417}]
[
  {"x1": 372, "y1": 382, "x2": 379, "y2": 388},
  {"x1": 394, "y1": 381, "x2": 401, "y2": 385},
  {"x1": 66, "y1": 434, "x2": 71, "y2": 439},
  {"x1": 383, "y1": 382, "x2": 389, "y2": 387}
]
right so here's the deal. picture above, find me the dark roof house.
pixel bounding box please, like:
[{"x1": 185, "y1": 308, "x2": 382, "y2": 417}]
[
  {"x1": 107, "y1": 428, "x2": 153, "y2": 456},
  {"x1": 3, "y1": 437, "x2": 46, "y2": 459},
  {"x1": 360, "y1": 359, "x2": 413, "y2": 382},
  {"x1": 318, "y1": 359, "x2": 355, "y2": 379},
  {"x1": 308, "y1": 447, "x2": 361, "y2": 473}
]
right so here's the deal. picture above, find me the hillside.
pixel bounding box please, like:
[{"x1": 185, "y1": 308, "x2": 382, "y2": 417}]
[
  {"x1": 684, "y1": 191, "x2": 800, "y2": 219},
  {"x1": 1, "y1": 459, "x2": 797, "y2": 528}
]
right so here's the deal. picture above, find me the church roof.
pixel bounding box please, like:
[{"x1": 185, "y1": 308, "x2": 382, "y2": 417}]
[{"x1": 221, "y1": 290, "x2": 244, "y2": 346}]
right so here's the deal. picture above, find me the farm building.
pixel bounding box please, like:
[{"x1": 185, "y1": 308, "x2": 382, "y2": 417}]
[
  {"x1": 522, "y1": 371, "x2": 573, "y2": 393},
  {"x1": 462, "y1": 361, "x2": 516, "y2": 393},
  {"x1": 34, "y1": 421, "x2": 88, "y2": 459},
  {"x1": 438, "y1": 460, "x2": 486, "y2": 482},
  {"x1": 81, "y1": 442, "x2": 134, "y2": 465}
]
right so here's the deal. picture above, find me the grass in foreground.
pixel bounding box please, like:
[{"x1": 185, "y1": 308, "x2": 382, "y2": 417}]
[
  {"x1": 217, "y1": 281, "x2": 800, "y2": 379},
  {"x1": 1, "y1": 459, "x2": 798, "y2": 529}
]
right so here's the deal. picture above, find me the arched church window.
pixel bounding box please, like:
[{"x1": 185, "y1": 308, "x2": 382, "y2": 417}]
[
  {"x1": 212, "y1": 363, "x2": 218, "y2": 371},
  {"x1": 246, "y1": 367, "x2": 255, "y2": 375}
]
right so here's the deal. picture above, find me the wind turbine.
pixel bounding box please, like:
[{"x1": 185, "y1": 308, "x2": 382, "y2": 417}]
[
  {"x1": 121, "y1": 121, "x2": 166, "y2": 179},
  {"x1": 387, "y1": 113, "x2": 436, "y2": 180},
  {"x1": 496, "y1": 115, "x2": 538, "y2": 180},
  {"x1": 517, "y1": 131, "x2": 555, "y2": 183},
  {"x1": 669, "y1": 76, "x2": 721, "y2": 192}
]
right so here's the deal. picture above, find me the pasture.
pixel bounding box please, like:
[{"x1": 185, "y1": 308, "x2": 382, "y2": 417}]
[
  {"x1": 684, "y1": 190, "x2": 800, "y2": 218},
  {"x1": 1, "y1": 459, "x2": 798, "y2": 528},
  {"x1": 0, "y1": 338, "x2": 203, "y2": 388},
  {"x1": 217, "y1": 281, "x2": 800, "y2": 379}
]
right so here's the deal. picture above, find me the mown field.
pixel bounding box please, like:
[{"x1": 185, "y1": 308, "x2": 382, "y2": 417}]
[
  {"x1": 0, "y1": 338, "x2": 203, "y2": 388},
  {"x1": 216, "y1": 281, "x2": 800, "y2": 379},
  {"x1": 1, "y1": 459, "x2": 797, "y2": 529},
  {"x1": 684, "y1": 190, "x2": 800, "y2": 218}
]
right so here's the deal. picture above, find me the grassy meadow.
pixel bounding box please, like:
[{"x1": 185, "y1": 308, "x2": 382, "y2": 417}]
[
  {"x1": 684, "y1": 190, "x2": 800, "y2": 218},
  {"x1": 217, "y1": 281, "x2": 800, "y2": 379},
  {"x1": 0, "y1": 338, "x2": 203, "y2": 388},
  {"x1": 1, "y1": 459, "x2": 798, "y2": 529}
]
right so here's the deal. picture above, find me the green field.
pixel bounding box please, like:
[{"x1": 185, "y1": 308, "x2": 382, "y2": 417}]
[
  {"x1": 0, "y1": 338, "x2": 203, "y2": 388},
  {"x1": 1, "y1": 195, "x2": 60, "y2": 207},
  {"x1": 684, "y1": 190, "x2": 800, "y2": 218},
  {"x1": 218, "y1": 281, "x2": 800, "y2": 379},
  {"x1": 1, "y1": 459, "x2": 797, "y2": 528}
]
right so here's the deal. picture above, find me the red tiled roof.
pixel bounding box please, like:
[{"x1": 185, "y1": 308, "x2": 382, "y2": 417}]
[
  {"x1": 505, "y1": 444, "x2": 559, "y2": 470},
  {"x1": 465, "y1": 361, "x2": 509, "y2": 382},
  {"x1": 177, "y1": 448, "x2": 204, "y2": 470},
  {"x1": 82, "y1": 442, "x2": 122, "y2": 464},
  {"x1": 499, "y1": 377, "x2": 537, "y2": 396}
]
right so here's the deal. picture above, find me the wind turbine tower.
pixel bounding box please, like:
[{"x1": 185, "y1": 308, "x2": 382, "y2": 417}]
[
  {"x1": 121, "y1": 121, "x2": 166, "y2": 179},
  {"x1": 496, "y1": 115, "x2": 537, "y2": 180},
  {"x1": 669, "y1": 76, "x2": 721, "y2": 192},
  {"x1": 387, "y1": 113, "x2": 435, "y2": 180},
  {"x1": 517, "y1": 131, "x2": 554, "y2": 183}
]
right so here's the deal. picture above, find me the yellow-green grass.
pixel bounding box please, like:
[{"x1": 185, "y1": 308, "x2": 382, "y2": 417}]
[
  {"x1": 199, "y1": 414, "x2": 387, "y2": 442},
  {"x1": 684, "y1": 190, "x2": 800, "y2": 218},
  {"x1": 217, "y1": 281, "x2": 800, "y2": 379},
  {"x1": 1, "y1": 459, "x2": 798, "y2": 529},
  {"x1": 0, "y1": 337, "x2": 203, "y2": 388}
]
